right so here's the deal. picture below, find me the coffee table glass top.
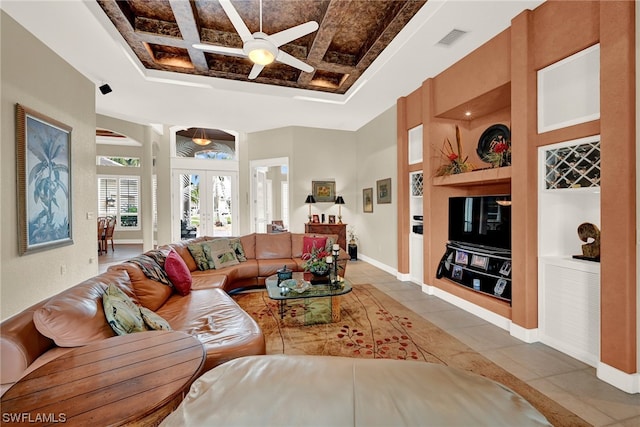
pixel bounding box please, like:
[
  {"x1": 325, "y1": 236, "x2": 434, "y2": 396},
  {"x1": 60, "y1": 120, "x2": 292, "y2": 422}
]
[{"x1": 265, "y1": 272, "x2": 352, "y2": 300}]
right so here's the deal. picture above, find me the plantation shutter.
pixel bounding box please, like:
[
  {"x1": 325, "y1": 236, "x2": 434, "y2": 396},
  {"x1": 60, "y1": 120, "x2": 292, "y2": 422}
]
[
  {"x1": 98, "y1": 177, "x2": 118, "y2": 217},
  {"x1": 119, "y1": 177, "x2": 139, "y2": 228}
]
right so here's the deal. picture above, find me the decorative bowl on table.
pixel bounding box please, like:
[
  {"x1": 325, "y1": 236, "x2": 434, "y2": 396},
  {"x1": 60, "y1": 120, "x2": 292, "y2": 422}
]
[{"x1": 281, "y1": 279, "x2": 311, "y2": 294}]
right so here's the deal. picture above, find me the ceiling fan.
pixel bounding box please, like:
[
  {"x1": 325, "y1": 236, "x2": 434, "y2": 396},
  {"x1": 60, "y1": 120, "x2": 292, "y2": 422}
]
[{"x1": 193, "y1": 0, "x2": 319, "y2": 80}]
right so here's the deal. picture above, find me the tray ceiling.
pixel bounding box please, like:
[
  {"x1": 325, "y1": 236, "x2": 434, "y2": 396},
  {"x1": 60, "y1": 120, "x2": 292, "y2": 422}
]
[{"x1": 97, "y1": 0, "x2": 427, "y2": 94}]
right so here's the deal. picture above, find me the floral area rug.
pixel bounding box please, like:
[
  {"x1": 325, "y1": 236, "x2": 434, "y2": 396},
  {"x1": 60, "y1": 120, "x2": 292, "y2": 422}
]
[{"x1": 232, "y1": 284, "x2": 590, "y2": 427}]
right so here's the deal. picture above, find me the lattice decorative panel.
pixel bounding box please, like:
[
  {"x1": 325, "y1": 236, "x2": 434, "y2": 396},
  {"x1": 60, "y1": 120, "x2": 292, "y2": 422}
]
[
  {"x1": 544, "y1": 140, "x2": 600, "y2": 189},
  {"x1": 411, "y1": 172, "x2": 423, "y2": 196}
]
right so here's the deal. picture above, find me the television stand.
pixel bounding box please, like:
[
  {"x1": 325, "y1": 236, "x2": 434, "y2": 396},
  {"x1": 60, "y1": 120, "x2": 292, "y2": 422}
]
[{"x1": 436, "y1": 241, "x2": 512, "y2": 303}]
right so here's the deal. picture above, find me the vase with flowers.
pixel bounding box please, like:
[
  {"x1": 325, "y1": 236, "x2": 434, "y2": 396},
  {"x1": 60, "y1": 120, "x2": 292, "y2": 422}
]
[
  {"x1": 435, "y1": 125, "x2": 474, "y2": 176},
  {"x1": 481, "y1": 140, "x2": 511, "y2": 168},
  {"x1": 302, "y1": 246, "x2": 331, "y2": 277}
]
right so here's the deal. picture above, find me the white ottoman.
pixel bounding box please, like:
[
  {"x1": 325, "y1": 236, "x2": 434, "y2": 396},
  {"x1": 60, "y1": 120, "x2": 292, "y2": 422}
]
[{"x1": 162, "y1": 355, "x2": 551, "y2": 426}]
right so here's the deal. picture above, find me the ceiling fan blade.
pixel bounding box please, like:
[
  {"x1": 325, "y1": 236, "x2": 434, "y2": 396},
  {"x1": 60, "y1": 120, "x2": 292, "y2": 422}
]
[
  {"x1": 248, "y1": 64, "x2": 265, "y2": 80},
  {"x1": 192, "y1": 43, "x2": 246, "y2": 58},
  {"x1": 269, "y1": 21, "x2": 319, "y2": 47},
  {"x1": 219, "y1": 0, "x2": 253, "y2": 43},
  {"x1": 276, "y1": 50, "x2": 313, "y2": 73}
]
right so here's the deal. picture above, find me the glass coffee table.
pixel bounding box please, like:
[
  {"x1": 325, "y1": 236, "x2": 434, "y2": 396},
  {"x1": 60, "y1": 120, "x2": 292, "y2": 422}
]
[{"x1": 265, "y1": 272, "x2": 352, "y2": 324}]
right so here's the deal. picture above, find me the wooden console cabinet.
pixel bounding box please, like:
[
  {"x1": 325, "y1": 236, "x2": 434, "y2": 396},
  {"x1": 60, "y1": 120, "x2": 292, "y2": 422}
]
[{"x1": 305, "y1": 223, "x2": 347, "y2": 250}]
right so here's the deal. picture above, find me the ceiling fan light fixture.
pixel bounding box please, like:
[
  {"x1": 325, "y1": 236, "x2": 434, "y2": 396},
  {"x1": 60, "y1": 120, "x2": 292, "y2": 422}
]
[
  {"x1": 245, "y1": 39, "x2": 277, "y2": 66},
  {"x1": 249, "y1": 48, "x2": 275, "y2": 65},
  {"x1": 192, "y1": 128, "x2": 211, "y2": 146}
]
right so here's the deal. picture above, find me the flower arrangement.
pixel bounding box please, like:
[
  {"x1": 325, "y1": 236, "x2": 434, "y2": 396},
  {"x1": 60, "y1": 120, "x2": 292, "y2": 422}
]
[
  {"x1": 348, "y1": 226, "x2": 358, "y2": 244},
  {"x1": 302, "y1": 246, "x2": 331, "y2": 275},
  {"x1": 481, "y1": 138, "x2": 511, "y2": 168},
  {"x1": 435, "y1": 125, "x2": 474, "y2": 176}
]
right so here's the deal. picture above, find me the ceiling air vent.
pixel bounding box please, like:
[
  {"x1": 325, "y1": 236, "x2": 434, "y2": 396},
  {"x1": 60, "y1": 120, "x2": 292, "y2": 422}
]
[{"x1": 437, "y1": 29, "x2": 468, "y2": 46}]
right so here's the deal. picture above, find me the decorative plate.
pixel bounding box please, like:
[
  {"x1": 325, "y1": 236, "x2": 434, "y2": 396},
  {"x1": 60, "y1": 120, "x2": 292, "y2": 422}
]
[
  {"x1": 476, "y1": 124, "x2": 511, "y2": 164},
  {"x1": 279, "y1": 278, "x2": 297, "y2": 288},
  {"x1": 290, "y1": 280, "x2": 312, "y2": 293}
]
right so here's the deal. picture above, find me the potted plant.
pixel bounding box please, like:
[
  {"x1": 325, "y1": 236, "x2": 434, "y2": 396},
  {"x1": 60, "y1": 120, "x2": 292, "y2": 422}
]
[{"x1": 348, "y1": 226, "x2": 358, "y2": 261}]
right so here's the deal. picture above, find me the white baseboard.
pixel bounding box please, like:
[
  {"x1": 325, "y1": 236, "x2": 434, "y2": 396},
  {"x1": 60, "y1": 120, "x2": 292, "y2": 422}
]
[
  {"x1": 396, "y1": 272, "x2": 411, "y2": 281},
  {"x1": 510, "y1": 323, "x2": 539, "y2": 344},
  {"x1": 114, "y1": 239, "x2": 142, "y2": 245},
  {"x1": 597, "y1": 362, "x2": 640, "y2": 394},
  {"x1": 357, "y1": 253, "x2": 398, "y2": 277}
]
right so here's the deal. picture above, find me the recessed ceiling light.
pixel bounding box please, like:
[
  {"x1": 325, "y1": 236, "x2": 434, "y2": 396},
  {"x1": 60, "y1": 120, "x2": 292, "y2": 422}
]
[{"x1": 465, "y1": 111, "x2": 471, "y2": 117}]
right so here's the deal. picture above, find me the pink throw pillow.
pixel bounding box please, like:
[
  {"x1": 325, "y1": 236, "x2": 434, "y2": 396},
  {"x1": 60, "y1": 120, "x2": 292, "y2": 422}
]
[
  {"x1": 165, "y1": 250, "x2": 192, "y2": 296},
  {"x1": 302, "y1": 236, "x2": 327, "y2": 255}
]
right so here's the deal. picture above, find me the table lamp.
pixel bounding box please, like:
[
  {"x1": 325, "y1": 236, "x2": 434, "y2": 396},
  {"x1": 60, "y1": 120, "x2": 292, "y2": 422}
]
[
  {"x1": 335, "y1": 196, "x2": 345, "y2": 224},
  {"x1": 305, "y1": 194, "x2": 316, "y2": 222}
]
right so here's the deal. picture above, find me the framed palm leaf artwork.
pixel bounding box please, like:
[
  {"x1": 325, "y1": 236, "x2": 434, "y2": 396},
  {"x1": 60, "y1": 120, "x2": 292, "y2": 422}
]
[{"x1": 16, "y1": 104, "x2": 73, "y2": 255}]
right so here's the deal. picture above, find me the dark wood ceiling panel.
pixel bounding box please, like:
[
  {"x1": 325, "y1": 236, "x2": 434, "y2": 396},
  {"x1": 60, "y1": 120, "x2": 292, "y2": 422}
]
[{"x1": 97, "y1": 0, "x2": 426, "y2": 94}]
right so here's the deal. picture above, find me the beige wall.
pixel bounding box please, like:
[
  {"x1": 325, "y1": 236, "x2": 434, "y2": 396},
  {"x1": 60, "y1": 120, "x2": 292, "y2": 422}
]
[
  {"x1": 245, "y1": 115, "x2": 398, "y2": 269},
  {"x1": 355, "y1": 107, "x2": 398, "y2": 269},
  {"x1": 1, "y1": 12, "x2": 97, "y2": 319}
]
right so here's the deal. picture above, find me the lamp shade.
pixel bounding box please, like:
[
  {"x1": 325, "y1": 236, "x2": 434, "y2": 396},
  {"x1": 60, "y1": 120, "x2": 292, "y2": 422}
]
[
  {"x1": 335, "y1": 196, "x2": 345, "y2": 205},
  {"x1": 305, "y1": 194, "x2": 316, "y2": 204}
]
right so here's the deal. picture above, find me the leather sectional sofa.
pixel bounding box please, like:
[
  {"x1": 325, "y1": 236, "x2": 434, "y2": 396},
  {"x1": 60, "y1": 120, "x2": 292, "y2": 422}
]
[{"x1": 0, "y1": 232, "x2": 349, "y2": 395}]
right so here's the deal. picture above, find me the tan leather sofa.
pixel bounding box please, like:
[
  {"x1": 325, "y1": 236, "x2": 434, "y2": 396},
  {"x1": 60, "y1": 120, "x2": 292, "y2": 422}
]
[
  {"x1": 0, "y1": 232, "x2": 348, "y2": 395},
  {"x1": 164, "y1": 232, "x2": 349, "y2": 293}
]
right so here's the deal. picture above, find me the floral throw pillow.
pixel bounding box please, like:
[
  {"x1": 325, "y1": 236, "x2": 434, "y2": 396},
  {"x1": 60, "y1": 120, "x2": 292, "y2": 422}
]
[
  {"x1": 187, "y1": 243, "x2": 211, "y2": 271},
  {"x1": 302, "y1": 236, "x2": 327, "y2": 255},
  {"x1": 209, "y1": 247, "x2": 240, "y2": 269},
  {"x1": 128, "y1": 254, "x2": 173, "y2": 287},
  {"x1": 103, "y1": 284, "x2": 147, "y2": 336},
  {"x1": 140, "y1": 306, "x2": 172, "y2": 331},
  {"x1": 229, "y1": 237, "x2": 247, "y2": 262}
]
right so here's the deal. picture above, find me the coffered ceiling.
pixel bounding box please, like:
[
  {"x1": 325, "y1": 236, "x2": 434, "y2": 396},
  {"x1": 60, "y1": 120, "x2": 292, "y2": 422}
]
[
  {"x1": 1, "y1": 1, "x2": 545, "y2": 133},
  {"x1": 97, "y1": 0, "x2": 426, "y2": 94}
]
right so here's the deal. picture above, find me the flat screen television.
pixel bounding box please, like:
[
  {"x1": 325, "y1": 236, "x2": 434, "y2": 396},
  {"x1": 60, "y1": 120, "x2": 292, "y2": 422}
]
[{"x1": 448, "y1": 195, "x2": 511, "y2": 250}]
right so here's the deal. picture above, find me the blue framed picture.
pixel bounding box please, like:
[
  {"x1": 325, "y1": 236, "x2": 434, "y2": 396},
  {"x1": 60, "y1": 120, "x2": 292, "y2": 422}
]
[{"x1": 16, "y1": 104, "x2": 73, "y2": 255}]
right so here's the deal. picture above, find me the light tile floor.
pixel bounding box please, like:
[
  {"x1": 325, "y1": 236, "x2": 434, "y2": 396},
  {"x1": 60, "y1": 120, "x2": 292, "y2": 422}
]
[
  {"x1": 99, "y1": 248, "x2": 639, "y2": 426},
  {"x1": 343, "y1": 260, "x2": 640, "y2": 427}
]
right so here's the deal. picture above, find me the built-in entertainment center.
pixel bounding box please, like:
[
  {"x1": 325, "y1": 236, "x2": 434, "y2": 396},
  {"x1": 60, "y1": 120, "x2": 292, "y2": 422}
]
[{"x1": 436, "y1": 195, "x2": 512, "y2": 303}]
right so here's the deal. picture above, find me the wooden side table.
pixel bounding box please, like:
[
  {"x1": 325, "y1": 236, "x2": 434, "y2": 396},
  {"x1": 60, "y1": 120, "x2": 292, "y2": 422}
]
[
  {"x1": 305, "y1": 223, "x2": 347, "y2": 249},
  {"x1": 1, "y1": 331, "x2": 205, "y2": 426}
]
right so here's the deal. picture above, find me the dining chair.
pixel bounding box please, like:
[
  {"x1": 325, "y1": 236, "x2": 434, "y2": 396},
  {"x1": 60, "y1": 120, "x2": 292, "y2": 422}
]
[
  {"x1": 103, "y1": 216, "x2": 116, "y2": 253},
  {"x1": 97, "y1": 217, "x2": 107, "y2": 255}
]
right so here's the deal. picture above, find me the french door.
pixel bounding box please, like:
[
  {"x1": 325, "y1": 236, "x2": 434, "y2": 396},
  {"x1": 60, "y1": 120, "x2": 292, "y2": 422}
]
[{"x1": 173, "y1": 169, "x2": 238, "y2": 239}]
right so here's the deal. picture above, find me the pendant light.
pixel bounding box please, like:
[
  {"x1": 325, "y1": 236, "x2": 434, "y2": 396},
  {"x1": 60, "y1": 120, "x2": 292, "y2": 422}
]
[{"x1": 192, "y1": 128, "x2": 211, "y2": 146}]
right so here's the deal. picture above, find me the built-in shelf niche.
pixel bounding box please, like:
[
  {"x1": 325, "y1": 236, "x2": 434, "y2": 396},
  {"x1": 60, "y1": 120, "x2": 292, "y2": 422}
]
[
  {"x1": 408, "y1": 125, "x2": 423, "y2": 165},
  {"x1": 538, "y1": 136, "x2": 601, "y2": 257},
  {"x1": 537, "y1": 44, "x2": 600, "y2": 133},
  {"x1": 538, "y1": 135, "x2": 601, "y2": 367}
]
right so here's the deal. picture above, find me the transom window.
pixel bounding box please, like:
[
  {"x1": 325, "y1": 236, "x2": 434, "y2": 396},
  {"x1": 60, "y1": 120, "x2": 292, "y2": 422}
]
[{"x1": 96, "y1": 156, "x2": 140, "y2": 167}]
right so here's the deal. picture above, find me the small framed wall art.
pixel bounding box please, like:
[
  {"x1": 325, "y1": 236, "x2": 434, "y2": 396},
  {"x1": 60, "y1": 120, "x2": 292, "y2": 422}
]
[
  {"x1": 363, "y1": 188, "x2": 373, "y2": 213},
  {"x1": 312, "y1": 180, "x2": 336, "y2": 203},
  {"x1": 376, "y1": 178, "x2": 392, "y2": 204}
]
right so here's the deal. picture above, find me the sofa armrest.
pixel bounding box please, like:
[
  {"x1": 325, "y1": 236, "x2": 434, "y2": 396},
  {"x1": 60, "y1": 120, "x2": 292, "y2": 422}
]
[{"x1": 0, "y1": 301, "x2": 54, "y2": 387}]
